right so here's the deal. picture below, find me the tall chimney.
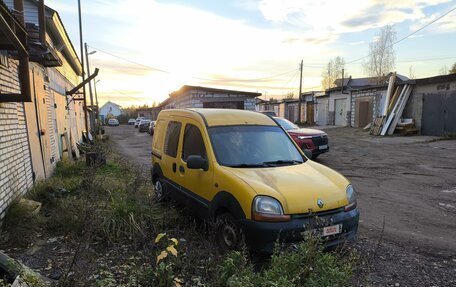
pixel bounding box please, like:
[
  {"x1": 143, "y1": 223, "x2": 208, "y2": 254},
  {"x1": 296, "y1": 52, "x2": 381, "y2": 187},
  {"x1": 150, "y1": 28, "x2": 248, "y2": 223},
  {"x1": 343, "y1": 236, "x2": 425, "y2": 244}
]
[
  {"x1": 38, "y1": 0, "x2": 46, "y2": 43},
  {"x1": 13, "y1": 0, "x2": 24, "y2": 24}
]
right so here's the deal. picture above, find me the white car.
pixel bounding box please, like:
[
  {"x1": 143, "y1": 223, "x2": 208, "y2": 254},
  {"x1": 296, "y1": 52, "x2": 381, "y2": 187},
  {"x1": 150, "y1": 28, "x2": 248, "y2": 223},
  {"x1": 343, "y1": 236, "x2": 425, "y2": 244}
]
[
  {"x1": 128, "y1": 118, "x2": 136, "y2": 125},
  {"x1": 108, "y1": 118, "x2": 119, "y2": 126},
  {"x1": 134, "y1": 117, "x2": 145, "y2": 128}
]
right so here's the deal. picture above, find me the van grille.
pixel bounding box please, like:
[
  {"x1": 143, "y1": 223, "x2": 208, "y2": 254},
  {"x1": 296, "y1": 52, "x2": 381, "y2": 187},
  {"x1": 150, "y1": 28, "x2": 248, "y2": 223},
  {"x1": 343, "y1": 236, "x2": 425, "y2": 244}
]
[{"x1": 291, "y1": 207, "x2": 343, "y2": 219}]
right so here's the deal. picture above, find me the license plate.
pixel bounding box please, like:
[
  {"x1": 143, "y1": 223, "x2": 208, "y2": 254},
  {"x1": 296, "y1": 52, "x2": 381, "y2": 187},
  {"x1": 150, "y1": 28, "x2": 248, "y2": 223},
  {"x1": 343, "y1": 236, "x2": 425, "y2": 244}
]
[
  {"x1": 319, "y1": 145, "x2": 328, "y2": 150},
  {"x1": 322, "y1": 224, "x2": 342, "y2": 237}
]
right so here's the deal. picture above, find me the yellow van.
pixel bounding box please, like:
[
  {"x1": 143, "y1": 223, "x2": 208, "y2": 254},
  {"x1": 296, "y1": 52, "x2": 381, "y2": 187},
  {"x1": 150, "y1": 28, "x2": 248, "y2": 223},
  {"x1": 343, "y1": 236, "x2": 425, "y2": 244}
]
[{"x1": 151, "y1": 109, "x2": 359, "y2": 253}]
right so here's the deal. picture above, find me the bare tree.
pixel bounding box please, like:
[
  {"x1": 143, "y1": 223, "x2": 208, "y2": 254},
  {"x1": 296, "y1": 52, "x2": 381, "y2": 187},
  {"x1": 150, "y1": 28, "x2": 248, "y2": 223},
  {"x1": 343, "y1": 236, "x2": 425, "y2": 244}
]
[
  {"x1": 285, "y1": 92, "x2": 295, "y2": 99},
  {"x1": 321, "y1": 56, "x2": 346, "y2": 89},
  {"x1": 408, "y1": 65, "x2": 416, "y2": 79},
  {"x1": 439, "y1": 65, "x2": 448, "y2": 75},
  {"x1": 363, "y1": 25, "x2": 397, "y2": 81},
  {"x1": 449, "y1": 62, "x2": 456, "y2": 74}
]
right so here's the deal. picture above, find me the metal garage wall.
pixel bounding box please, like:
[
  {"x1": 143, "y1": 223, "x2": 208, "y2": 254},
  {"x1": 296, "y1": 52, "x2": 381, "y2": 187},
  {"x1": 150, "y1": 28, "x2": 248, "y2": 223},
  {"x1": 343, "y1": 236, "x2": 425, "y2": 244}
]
[{"x1": 422, "y1": 92, "x2": 456, "y2": 136}]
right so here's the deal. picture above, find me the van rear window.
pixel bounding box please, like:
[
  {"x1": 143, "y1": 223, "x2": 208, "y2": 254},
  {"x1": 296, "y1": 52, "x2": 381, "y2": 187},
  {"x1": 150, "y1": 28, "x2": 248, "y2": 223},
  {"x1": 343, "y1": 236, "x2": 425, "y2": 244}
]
[{"x1": 164, "y1": 121, "x2": 182, "y2": 157}]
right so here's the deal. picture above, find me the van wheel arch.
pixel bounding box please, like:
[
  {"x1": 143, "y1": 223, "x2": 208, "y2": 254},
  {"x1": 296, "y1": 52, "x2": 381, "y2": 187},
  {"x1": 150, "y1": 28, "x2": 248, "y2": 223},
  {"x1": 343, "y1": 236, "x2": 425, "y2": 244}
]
[
  {"x1": 151, "y1": 163, "x2": 163, "y2": 184},
  {"x1": 210, "y1": 191, "x2": 246, "y2": 221}
]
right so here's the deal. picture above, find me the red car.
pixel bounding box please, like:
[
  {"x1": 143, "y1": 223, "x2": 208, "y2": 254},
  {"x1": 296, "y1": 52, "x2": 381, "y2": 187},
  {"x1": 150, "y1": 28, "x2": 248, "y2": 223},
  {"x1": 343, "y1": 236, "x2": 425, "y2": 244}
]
[{"x1": 274, "y1": 117, "x2": 329, "y2": 159}]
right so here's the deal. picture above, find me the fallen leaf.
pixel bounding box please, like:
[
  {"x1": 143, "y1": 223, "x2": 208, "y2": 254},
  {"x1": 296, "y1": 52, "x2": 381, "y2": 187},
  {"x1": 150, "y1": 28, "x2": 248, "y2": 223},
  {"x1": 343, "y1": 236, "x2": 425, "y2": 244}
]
[
  {"x1": 156, "y1": 250, "x2": 168, "y2": 263},
  {"x1": 174, "y1": 277, "x2": 183, "y2": 287},
  {"x1": 167, "y1": 245, "x2": 178, "y2": 257},
  {"x1": 155, "y1": 233, "x2": 166, "y2": 243},
  {"x1": 170, "y1": 238, "x2": 179, "y2": 246}
]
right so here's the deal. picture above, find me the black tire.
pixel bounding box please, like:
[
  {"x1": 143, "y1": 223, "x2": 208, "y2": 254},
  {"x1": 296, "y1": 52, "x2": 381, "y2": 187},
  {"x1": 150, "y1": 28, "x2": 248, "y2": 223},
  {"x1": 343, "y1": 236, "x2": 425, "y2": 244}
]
[
  {"x1": 311, "y1": 154, "x2": 319, "y2": 160},
  {"x1": 154, "y1": 178, "x2": 167, "y2": 202},
  {"x1": 216, "y1": 213, "x2": 242, "y2": 251}
]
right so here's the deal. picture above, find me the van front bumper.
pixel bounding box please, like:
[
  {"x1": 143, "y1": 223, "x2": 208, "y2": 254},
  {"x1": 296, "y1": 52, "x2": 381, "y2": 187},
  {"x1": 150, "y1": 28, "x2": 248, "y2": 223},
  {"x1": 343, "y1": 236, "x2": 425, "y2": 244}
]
[{"x1": 239, "y1": 208, "x2": 359, "y2": 253}]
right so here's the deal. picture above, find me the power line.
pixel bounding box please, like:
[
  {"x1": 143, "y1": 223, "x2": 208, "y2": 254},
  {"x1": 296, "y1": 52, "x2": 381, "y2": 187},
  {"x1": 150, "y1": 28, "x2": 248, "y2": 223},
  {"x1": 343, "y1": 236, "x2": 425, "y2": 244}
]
[
  {"x1": 282, "y1": 69, "x2": 299, "y2": 90},
  {"x1": 87, "y1": 44, "x2": 298, "y2": 83},
  {"x1": 346, "y1": 5, "x2": 456, "y2": 64}
]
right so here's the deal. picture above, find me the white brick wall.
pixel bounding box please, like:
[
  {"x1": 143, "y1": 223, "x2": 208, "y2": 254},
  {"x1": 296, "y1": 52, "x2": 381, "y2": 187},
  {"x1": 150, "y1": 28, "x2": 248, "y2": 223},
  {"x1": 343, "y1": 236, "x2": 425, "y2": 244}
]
[{"x1": 0, "y1": 58, "x2": 34, "y2": 219}]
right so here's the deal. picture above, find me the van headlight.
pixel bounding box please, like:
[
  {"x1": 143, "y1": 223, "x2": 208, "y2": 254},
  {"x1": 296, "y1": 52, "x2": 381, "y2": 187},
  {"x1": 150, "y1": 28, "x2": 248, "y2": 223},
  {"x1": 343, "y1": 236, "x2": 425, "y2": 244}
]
[
  {"x1": 344, "y1": 184, "x2": 357, "y2": 211},
  {"x1": 252, "y1": 196, "x2": 290, "y2": 222}
]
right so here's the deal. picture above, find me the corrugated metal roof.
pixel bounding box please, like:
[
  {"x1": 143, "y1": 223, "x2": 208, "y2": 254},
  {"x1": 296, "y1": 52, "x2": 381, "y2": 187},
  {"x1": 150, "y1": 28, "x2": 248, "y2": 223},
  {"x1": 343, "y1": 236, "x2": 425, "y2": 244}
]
[{"x1": 169, "y1": 85, "x2": 261, "y2": 98}]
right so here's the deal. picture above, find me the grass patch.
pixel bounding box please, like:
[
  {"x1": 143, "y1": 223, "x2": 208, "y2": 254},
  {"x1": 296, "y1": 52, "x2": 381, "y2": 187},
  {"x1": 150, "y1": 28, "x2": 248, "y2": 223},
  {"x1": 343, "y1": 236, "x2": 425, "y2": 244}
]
[
  {"x1": 0, "y1": 199, "x2": 45, "y2": 248},
  {"x1": 0, "y1": 142, "x2": 358, "y2": 286},
  {"x1": 215, "y1": 239, "x2": 356, "y2": 287}
]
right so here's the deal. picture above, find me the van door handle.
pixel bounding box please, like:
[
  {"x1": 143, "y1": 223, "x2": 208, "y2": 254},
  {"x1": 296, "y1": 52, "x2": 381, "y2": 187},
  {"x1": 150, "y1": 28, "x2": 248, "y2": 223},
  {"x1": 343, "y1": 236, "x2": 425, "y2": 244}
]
[
  {"x1": 179, "y1": 165, "x2": 185, "y2": 173},
  {"x1": 172, "y1": 163, "x2": 176, "y2": 173}
]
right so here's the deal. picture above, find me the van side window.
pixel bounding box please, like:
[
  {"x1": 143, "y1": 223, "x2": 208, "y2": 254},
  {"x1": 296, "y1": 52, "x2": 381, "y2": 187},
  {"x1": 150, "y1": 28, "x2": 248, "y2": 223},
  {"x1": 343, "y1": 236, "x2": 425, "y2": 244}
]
[
  {"x1": 182, "y1": 124, "x2": 206, "y2": 161},
  {"x1": 164, "y1": 121, "x2": 182, "y2": 157}
]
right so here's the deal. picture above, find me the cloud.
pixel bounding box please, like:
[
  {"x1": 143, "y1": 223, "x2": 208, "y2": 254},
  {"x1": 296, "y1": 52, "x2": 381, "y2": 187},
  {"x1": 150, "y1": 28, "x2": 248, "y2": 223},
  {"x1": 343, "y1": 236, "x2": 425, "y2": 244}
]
[
  {"x1": 91, "y1": 58, "x2": 154, "y2": 77},
  {"x1": 258, "y1": 0, "x2": 453, "y2": 38},
  {"x1": 48, "y1": 0, "x2": 338, "y2": 104},
  {"x1": 410, "y1": 12, "x2": 456, "y2": 34},
  {"x1": 349, "y1": 41, "x2": 366, "y2": 46}
]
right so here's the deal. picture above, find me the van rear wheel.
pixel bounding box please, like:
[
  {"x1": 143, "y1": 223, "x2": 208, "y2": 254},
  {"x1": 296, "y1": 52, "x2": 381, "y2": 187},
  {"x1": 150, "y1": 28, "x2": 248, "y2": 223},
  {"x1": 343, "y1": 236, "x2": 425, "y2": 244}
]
[{"x1": 216, "y1": 213, "x2": 241, "y2": 251}]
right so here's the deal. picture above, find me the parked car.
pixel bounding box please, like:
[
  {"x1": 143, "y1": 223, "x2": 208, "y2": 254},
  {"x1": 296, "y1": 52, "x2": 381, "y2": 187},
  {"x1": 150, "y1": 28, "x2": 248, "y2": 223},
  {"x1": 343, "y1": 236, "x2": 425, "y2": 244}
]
[
  {"x1": 128, "y1": 118, "x2": 136, "y2": 125},
  {"x1": 107, "y1": 118, "x2": 119, "y2": 126},
  {"x1": 138, "y1": 119, "x2": 151, "y2": 132},
  {"x1": 151, "y1": 109, "x2": 358, "y2": 253},
  {"x1": 274, "y1": 117, "x2": 329, "y2": 159},
  {"x1": 134, "y1": 117, "x2": 145, "y2": 128},
  {"x1": 149, "y1": 121, "x2": 156, "y2": 135},
  {"x1": 259, "y1": 110, "x2": 276, "y2": 116}
]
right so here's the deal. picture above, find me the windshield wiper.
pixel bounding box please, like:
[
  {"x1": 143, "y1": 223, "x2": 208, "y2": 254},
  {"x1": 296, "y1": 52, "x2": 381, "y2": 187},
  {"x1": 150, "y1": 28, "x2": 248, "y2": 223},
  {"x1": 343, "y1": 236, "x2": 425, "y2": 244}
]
[
  {"x1": 226, "y1": 163, "x2": 266, "y2": 168},
  {"x1": 262, "y1": 160, "x2": 303, "y2": 166}
]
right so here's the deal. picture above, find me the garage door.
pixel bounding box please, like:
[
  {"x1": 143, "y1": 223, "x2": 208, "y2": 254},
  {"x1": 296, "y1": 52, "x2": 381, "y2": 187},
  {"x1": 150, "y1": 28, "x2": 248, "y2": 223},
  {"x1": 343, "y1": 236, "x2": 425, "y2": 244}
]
[
  {"x1": 335, "y1": 99, "x2": 347, "y2": 126},
  {"x1": 422, "y1": 92, "x2": 456, "y2": 136},
  {"x1": 316, "y1": 99, "x2": 328, "y2": 126}
]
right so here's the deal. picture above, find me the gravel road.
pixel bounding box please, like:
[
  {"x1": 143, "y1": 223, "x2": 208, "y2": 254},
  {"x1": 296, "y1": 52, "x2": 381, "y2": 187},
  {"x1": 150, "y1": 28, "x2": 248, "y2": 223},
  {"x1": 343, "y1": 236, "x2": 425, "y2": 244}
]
[{"x1": 106, "y1": 124, "x2": 456, "y2": 286}]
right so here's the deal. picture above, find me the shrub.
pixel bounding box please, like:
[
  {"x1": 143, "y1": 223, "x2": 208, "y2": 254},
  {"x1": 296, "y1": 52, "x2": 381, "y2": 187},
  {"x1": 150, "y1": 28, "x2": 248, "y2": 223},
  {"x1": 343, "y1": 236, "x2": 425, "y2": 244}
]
[{"x1": 217, "y1": 238, "x2": 356, "y2": 287}]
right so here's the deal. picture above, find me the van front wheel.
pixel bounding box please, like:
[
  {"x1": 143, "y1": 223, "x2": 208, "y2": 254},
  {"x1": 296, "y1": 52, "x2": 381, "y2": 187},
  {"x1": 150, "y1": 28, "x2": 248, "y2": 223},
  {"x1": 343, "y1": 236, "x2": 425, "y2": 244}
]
[
  {"x1": 216, "y1": 213, "x2": 241, "y2": 251},
  {"x1": 154, "y1": 178, "x2": 167, "y2": 202}
]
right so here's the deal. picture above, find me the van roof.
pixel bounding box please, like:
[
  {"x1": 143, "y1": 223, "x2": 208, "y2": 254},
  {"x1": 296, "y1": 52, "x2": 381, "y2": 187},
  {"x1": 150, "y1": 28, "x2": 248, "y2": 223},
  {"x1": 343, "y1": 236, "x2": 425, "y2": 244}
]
[{"x1": 159, "y1": 109, "x2": 277, "y2": 127}]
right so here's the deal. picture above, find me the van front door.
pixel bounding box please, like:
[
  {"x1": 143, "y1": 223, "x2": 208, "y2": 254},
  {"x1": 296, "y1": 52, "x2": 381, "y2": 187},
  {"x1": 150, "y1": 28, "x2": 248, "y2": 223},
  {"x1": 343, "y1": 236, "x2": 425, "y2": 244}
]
[{"x1": 174, "y1": 120, "x2": 214, "y2": 218}]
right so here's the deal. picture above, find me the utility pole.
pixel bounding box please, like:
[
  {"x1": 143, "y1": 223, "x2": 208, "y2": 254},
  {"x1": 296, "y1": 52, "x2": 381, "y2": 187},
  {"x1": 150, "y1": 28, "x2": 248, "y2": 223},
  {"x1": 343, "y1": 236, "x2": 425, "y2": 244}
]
[
  {"x1": 94, "y1": 80, "x2": 99, "y2": 115},
  {"x1": 94, "y1": 80, "x2": 100, "y2": 136},
  {"x1": 84, "y1": 42, "x2": 95, "y2": 131},
  {"x1": 77, "y1": 0, "x2": 89, "y2": 137},
  {"x1": 297, "y1": 60, "x2": 303, "y2": 123},
  {"x1": 328, "y1": 67, "x2": 331, "y2": 90}
]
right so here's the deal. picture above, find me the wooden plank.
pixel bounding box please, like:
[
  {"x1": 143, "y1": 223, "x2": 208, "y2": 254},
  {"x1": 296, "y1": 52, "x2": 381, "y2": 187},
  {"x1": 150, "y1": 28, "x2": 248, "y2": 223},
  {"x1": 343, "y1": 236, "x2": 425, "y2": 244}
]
[
  {"x1": 382, "y1": 73, "x2": 396, "y2": 116},
  {"x1": 387, "y1": 85, "x2": 412, "y2": 135},
  {"x1": 388, "y1": 86, "x2": 402, "y2": 114},
  {"x1": 63, "y1": 131, "x2": 73, "y2": 160},
  {"x1": 381, "y1": 85, "x2": 408, "y2": 136}
]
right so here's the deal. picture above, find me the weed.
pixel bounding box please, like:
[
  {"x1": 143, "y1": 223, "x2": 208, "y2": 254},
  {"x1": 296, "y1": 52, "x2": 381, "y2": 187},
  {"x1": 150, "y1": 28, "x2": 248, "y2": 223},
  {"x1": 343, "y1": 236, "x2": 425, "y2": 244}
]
[
  {"x1": 216, "y1": 238, "x2": 356, "y2": 287},
  {"x1": 0, "y1": 200, "x2": 45, "y2": 247}
]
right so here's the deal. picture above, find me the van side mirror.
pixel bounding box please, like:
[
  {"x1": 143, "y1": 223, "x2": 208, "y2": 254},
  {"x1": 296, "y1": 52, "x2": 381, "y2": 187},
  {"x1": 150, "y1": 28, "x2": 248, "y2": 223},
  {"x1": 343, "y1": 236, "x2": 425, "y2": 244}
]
[{"x1": 187, "y1": 155, "x2": 208, "y2": 171}]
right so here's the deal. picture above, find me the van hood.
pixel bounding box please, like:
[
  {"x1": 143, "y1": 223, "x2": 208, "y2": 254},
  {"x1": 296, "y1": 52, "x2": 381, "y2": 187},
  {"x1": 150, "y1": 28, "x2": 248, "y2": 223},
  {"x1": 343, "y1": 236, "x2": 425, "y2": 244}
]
[{"x1": 226, "y1": 161, "x2": 349, "y2": 214}]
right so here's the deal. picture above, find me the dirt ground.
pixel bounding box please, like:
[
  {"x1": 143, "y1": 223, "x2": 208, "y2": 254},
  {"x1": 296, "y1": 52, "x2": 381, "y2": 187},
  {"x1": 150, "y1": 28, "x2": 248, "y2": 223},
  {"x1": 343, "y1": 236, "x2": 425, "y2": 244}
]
[{"x1": 106, "y1": 124, "x2": 456, "y2": 286}]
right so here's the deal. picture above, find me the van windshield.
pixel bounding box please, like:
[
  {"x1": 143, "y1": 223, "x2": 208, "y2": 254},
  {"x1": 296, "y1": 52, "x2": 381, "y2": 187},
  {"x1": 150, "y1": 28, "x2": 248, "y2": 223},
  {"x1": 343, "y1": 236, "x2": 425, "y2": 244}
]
[{"x1": 209, "y1": 125, "x2": 305, "y2": 167}]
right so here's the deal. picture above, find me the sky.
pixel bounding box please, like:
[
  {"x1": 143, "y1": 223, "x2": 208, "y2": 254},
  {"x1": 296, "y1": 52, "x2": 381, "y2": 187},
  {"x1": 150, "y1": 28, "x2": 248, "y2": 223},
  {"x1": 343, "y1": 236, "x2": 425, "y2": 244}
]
[{"x1": 45, "y1": 0, "x2": 456, "y2": 107}]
